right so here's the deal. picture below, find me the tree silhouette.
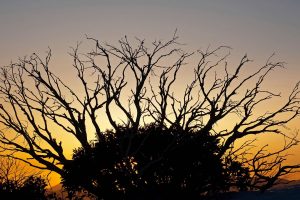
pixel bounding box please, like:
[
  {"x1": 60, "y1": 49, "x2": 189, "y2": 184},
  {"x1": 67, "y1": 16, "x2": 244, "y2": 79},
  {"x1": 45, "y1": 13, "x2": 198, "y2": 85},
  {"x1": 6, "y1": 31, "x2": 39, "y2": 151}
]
[
  {"x1": 62, "y1": 124, "x2": 252, "y2": 199},
  {"x1": 0, "y1": 157, "x2": 47, "y2": 199},
  {"x1": 0, "y1": 33, "x2": 299, "y2": 198}
]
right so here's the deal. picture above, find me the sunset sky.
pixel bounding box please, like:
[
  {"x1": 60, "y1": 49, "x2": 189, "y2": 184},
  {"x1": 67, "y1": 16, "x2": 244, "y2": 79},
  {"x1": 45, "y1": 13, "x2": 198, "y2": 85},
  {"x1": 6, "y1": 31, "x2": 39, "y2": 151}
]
[
  {"x1": 1, "y1": 0, "x2": 299, "y2": 92},
  {"x1": 0, "y1": 0, "x2": 300, "y2": 185}
]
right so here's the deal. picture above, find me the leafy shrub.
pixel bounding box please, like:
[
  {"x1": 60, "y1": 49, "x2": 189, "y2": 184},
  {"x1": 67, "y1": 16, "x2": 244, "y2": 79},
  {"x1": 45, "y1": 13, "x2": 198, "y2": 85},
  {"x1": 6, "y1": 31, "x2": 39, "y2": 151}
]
[
  {"x1": 62, "y1": 124, "x2": 250, "y2": 199},
  {"x1": 0, "y1": 175, "x2": 47, "y2": 200}
]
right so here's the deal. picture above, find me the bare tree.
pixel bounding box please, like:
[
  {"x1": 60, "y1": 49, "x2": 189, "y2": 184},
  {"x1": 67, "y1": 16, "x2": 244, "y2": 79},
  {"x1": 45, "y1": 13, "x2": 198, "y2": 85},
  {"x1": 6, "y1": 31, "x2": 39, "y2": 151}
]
[
  {"x1": 0, "y1": 33, "x2": 299, "y2": 191},
  {"x1": 0, "y1": 156, "x2": 41, "y2": 186}
]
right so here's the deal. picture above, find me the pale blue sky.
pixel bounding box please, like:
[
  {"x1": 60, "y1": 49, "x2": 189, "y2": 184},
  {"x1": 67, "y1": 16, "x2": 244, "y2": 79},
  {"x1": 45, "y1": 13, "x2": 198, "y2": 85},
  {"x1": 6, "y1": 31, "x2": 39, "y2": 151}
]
[
  {"x1": 0, "y1": 1, "x2": 299, "y2": 52},
  {"x1": 0, "y1": 0, "x2": 299, "y2": 81},
  {"x1": 1, "y1": 0, "x2": 300, "y2": 182},
  {"x1": 0, "y1": 0, "x2": 300, "y2": 96}
]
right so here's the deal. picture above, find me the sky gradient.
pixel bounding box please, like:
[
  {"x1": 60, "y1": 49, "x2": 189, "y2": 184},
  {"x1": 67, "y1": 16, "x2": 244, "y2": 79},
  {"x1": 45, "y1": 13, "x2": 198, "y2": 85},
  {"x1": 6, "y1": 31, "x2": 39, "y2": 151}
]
[
  {"x1": 1, "y1": 0, "x2": 299, "y2": 89},
  {"x1": 0, "y1": 0, "x2": 300, "y2": 184}
]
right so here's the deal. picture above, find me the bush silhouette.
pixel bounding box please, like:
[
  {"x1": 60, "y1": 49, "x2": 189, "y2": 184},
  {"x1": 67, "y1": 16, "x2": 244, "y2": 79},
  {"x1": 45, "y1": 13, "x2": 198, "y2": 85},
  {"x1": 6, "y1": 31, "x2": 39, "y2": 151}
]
[
  {"x1": 62, "y1": 124, "x2": 250, "y2": 199},
  {"x1": 0, "y1": 175, "x2": 47, "y2": 200}
]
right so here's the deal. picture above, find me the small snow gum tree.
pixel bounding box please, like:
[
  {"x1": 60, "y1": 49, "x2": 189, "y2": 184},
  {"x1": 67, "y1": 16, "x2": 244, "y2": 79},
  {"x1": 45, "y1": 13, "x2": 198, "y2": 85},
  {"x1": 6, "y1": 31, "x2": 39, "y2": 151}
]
[{"x1": 0, "y1": 33, "x2": 299, "y2": 197}]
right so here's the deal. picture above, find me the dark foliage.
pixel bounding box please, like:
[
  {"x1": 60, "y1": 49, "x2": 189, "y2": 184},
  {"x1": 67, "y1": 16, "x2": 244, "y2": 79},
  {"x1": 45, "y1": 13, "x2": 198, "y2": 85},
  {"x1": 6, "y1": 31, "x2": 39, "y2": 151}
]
[
  {"x1": 0, "y1": 175, "x2": 47, "y2": 200},
  {"x1": 62, "y1": 124, "x2": 250, "y2": 199}
]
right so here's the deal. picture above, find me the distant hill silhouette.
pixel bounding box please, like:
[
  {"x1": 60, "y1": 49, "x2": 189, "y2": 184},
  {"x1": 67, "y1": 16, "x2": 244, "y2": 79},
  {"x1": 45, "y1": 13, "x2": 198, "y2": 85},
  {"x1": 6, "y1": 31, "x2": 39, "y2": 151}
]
[{"x1": 229, "y1": 184, "x2": 300, "y2": 200}]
